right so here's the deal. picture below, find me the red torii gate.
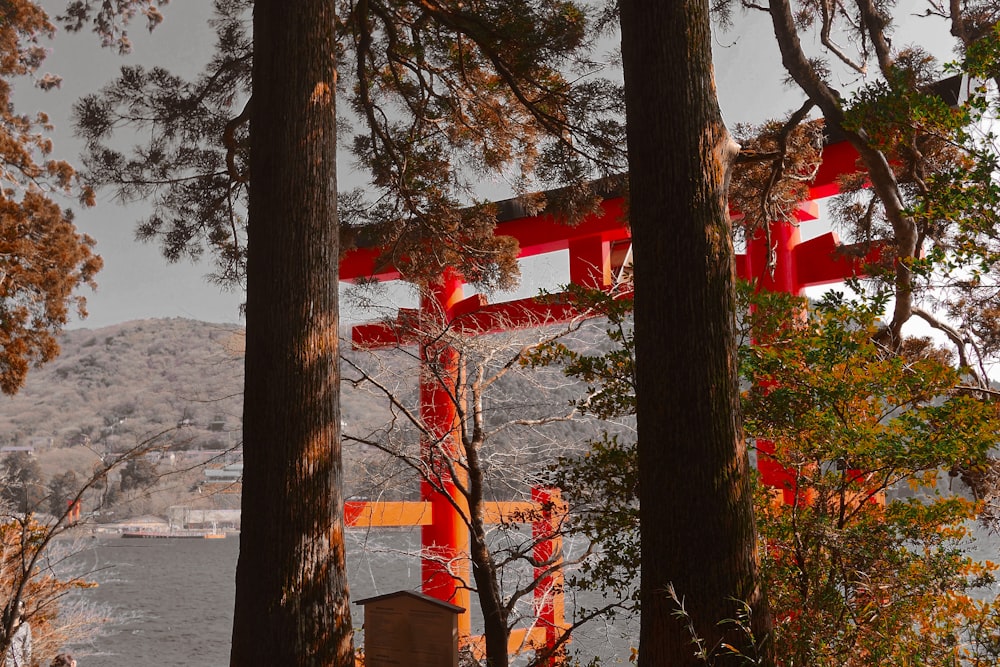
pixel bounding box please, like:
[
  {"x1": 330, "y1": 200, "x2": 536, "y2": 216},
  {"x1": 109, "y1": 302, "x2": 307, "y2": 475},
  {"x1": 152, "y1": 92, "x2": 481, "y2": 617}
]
[
  {"x1": 338, "y1": 138, "x2": 877, "y2": 653},
  {"x1": 342, "y1": 193, "x2": 634, "y2": 653}
]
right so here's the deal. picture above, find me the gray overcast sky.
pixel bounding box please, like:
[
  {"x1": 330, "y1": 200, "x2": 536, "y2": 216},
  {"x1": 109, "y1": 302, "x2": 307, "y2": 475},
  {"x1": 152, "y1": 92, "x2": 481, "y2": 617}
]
[{"x1": 20, "y1": 2, "x2": 953, "y2": 330}]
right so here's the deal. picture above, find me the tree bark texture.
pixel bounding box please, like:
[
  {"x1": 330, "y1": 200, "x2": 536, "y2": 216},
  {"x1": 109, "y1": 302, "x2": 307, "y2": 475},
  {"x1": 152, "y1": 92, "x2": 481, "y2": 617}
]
[
  {"x1": 232, "y1": 1, "x2": 353, "y2": 665},
  {"x1": 619, "y1": 1, "x2": 772, "y2": 665},
  {"x1": 466, "y1": 431, "x2": 510, "y2": 667}
]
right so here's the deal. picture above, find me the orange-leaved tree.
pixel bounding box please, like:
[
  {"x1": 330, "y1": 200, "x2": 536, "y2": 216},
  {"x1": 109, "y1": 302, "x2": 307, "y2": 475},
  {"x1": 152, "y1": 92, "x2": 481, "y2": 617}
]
[
  {"x1": 0, "y1": 517, "x2": 100, "y2": 663},
  {"x1": 744, "y1": 290, "x2": 1000, "y2": 666},
  {"x1": 0, "y1": 0, "x2": 102, "y2": 395},
  {"x1": 536, "y1": 285, "x2": 1000, "y2": 665}
]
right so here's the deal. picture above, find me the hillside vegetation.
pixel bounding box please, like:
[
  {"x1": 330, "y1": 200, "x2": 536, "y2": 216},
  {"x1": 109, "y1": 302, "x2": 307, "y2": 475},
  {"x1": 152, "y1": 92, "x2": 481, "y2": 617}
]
[
  {"x1": 0, "y1": 317, "x2": 605, "y2": 519},
  {"x1": 0, "y1": 318, "x2": 245, "y2": 450}
]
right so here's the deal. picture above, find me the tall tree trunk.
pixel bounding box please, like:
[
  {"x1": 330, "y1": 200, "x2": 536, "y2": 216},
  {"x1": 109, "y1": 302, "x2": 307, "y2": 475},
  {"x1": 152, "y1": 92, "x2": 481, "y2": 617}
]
[
  {"x1": 619, "y1": 1, "x2": 772, "y2": 665},
  {"x1": 466, "y1": 433, "x2": 510, "y2": 667},
  {"x1": 231, "y1": 1, "x2": 353, "y2": 665}
]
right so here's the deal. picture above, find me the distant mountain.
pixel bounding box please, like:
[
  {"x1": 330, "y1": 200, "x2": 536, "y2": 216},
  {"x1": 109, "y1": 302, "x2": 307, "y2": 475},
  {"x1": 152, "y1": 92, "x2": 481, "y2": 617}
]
[
  {"x1": 0, "y1": 317, "x2": 614, "y2": 517},
  {"x1": 0, "y1": 318, "x2": 246, "y2": 451}
]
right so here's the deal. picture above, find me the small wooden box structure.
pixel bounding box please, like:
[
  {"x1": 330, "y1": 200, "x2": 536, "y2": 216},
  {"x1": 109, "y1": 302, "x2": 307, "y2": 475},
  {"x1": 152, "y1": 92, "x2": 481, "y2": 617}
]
[{"x1": 356, "y1": 590, "x2": 465, "y2": 667}]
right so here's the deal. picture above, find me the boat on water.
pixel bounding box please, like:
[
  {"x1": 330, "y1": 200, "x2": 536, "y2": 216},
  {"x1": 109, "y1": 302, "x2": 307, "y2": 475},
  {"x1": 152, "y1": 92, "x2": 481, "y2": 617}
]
[{"x1": 121, "y1": 529, "x2": 226, "y2": 539}]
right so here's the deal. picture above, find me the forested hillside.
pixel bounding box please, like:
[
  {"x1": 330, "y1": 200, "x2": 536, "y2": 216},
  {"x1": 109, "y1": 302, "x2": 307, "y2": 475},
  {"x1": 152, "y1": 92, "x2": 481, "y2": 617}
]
[
  {"x1": 0, "y1": 318, "x2": 245, "y2": 450},
  {"x1": 0, "y1": 317, "x2": 609, "y2": 514},
  {"x1": 0, "y1": 318, "x2": 431, "y2": 450}
]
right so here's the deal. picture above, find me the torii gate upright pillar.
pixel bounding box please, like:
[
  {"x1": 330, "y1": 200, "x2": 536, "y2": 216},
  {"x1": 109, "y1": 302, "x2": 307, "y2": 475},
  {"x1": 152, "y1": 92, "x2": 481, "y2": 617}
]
[
  {"x1": 744, "y1": 220, "x2": 803, "y2": 503},
  {"x1": 739, "y1": 210, "x2": 882, "y2": 502},
  {"x1": 419, "y1": 269, "x2": 471, "y2": 636},
  {"x1": 747, "y1": 220, "x2": 801, "y2": 295}
]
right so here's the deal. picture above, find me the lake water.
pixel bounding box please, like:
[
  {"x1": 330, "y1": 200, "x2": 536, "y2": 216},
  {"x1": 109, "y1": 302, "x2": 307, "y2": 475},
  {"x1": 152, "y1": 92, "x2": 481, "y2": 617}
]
[
  {"x1": 66, "y1": 521, "x2": 1000, "y2": 666},
  {"x1": 74, "y1": 535, "x2": 238, "y2": 666},
  {"x1": 71, "y1": 530, "x2": 632, "y2": 666}
]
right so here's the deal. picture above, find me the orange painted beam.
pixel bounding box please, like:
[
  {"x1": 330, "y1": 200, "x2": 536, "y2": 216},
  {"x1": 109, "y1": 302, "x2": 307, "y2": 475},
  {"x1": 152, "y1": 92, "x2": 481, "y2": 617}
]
[
  {"x1": 451, "y1": 297, "x2": 583, "y2": 337},
  {"x1": 481, "y1": 500, "x2": 541, "y2": 524},
  {"x1": 464, "y1": 625, "x2": 570, "y2": 662},
  {"x1": 795, "y1": 199, "x2": 820, "y2": 221},
  {"x1": 343, "y1": 499, "x2": 557, "y2": 528},
  {"x1": 351, "y1": 308, "x2": 420, "y2": 349},
  {"x1": 339, "y1": 197, "x2": 630, "y2": 283},
  {"x1": 344, "y1": 501, "x2": 432, "y2": 527}
]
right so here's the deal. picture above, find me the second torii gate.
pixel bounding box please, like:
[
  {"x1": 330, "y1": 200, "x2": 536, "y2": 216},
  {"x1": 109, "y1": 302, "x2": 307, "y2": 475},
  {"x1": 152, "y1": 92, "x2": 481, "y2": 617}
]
[
  {"x1": 338, "y1": 137, "x2": 880, "y2": 652},
  {"x1": 342, "y1": 195, "x2": 633, "y2": 654}
]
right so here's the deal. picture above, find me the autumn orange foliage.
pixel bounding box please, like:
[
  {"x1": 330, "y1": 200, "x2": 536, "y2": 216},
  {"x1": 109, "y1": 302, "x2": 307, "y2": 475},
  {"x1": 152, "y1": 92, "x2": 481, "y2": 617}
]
[
  {"x1": 0, "y1": 0, "x2": 102, "y2": 394},
  {"x1": 0, "y1": 518, "x2": 101, "y2": 664}
]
